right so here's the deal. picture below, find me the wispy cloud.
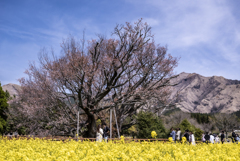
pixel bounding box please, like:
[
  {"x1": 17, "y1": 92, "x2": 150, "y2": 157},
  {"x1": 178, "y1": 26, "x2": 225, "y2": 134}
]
[
  {"x1": 0, "y1": 0, "x2": 240, "y2": 85},
  {"x1": 127, "y1": 0, "x2": 240, "y2": 79}
]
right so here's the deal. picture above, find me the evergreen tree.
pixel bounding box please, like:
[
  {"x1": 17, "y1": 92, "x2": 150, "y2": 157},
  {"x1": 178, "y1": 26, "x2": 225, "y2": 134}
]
[
  {"x1": 194, "y1": 128, "x2": 203, "y2": 140},
  {"x1": 206, "y1": 115, "x2": 210, "y2": 123},
  {"x1": 196, "y1": 114, "x2": 201, "y2": 124},
  {"x1": 136, "y1": 111, "x2": 166, "y2": 139},
  {"x1": 0, "y1": 82, "x2": 8, "y2": 134},
  {"x1": 179, "y1": 119, "x2": 203, "y2": 140},
  {"x1": 179, "y1": 119, "x2": 194, "y2": 132},
  {"x1": 5, "y1": 90, "x2": 10, "y2": 100},
  {"x1": 201, "y1": 115, "x2": 205, "y2": 124},
  {"x1": 191, "y1": 113, "x2": 211, "y2": 124}
]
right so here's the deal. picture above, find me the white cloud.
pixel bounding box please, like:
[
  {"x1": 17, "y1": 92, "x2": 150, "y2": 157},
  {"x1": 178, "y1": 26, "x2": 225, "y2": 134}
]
[
  {"x1": 1, "y1": 0, "x2": 240, "y2": 82},
  {"x1": 127, "y1": 0, "x2": 240, "y2": 79},
  {"x1": 129, "y1": 0, "x2": 238, "y2": 47}
]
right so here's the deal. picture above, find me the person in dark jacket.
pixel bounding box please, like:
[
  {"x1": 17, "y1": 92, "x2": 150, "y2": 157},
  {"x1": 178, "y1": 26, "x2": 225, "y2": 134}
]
[
  {"x1": 102, "y1": 123, "x2": 110, "y2": 142},
  {"x1": 183, "y1": 130, "x2": 189, "y2": 142},
  {"x1": 231, "y1": 129, "x2": 236, "y2": 143},
  {"x1": 204, "y1": 132, "x2": 210, "y2": 144},
  {"x1": 220, "y1": 131, "x2": 225, "y2": 144}
]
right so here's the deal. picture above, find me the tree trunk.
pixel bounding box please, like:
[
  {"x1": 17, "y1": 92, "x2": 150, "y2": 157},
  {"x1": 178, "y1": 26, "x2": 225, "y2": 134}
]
[
  {"x1": 118, "y1": 118, "x2": 123, "y2": 135},
  {"x1": 84, "y1": 113, "x2": 96, "y2": 138}
]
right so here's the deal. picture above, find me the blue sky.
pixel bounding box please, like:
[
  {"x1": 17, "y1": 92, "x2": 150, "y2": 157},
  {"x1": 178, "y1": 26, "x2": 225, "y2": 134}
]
[{"x1": 1, "y1": 0, "x2": 240, "y2": 85}]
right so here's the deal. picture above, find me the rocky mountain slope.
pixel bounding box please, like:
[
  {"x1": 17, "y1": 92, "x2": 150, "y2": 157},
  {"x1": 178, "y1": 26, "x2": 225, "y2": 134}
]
[
  {"x1": 2, "y1": 83, "x2": 21, "y2": 98},
  {"x1": 2, "y1": 72, "x2": 240, "y2": 114},
  {"x1": 170, "y1": 72, "x2": 240, "y2": 113}
]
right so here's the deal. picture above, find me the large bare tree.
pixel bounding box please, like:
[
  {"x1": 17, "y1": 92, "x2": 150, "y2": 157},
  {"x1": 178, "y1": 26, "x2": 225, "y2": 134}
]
[{"x1": 18, "y1": 19, "x2": 178, "y2": 137}]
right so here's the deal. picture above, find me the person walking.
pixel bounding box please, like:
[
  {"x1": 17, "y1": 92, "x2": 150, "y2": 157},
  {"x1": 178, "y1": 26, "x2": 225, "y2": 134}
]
[
  {"x1": 189, "y1": 131, "x2": 196, "y2": 145},
  {"x1": 183, "y1": 130, "x2": 189, "y2": 143},
  {"x1": 210, "y1": 133, "x2": 214, "y2": 144},
  {"x1": 102, "y1": 123, "x2": 110, "y2": 142},
  {"x1": 170, "y1": 128, "x2": 176, "y2": 142},
  {"x1": 96, "y1": 125, "x2": 103, "y2": 142},
  {"x1": 176, "y1": 128, "x2": 181, "y2": 142},
  {"x1": 231, "y1": 129, "x2": 236, "y2": 143},
  {"x1": 204, "y1": 132, "x2": 210, "y2": 144},
  {"x1": 220, "y1": 131, "x2": 225, "y2": 144},
  {"x1": 202, "y1": 133, "x2": 206, "y2": 143},
  {"x1": 215, "y1": 135, "x2": 220, "y2": 143}
]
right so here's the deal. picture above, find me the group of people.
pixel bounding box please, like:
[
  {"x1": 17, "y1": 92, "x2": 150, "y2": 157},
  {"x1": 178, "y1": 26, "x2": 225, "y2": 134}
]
[
  {"x1": 170, "y1": 128, "x2": 196, "y2": 145},
  {"x1": 202, "y1": 132, "x2": 221, "y2": 144},
  {"x1": 5, "y1": 131, "x2": 18, "y2": 138},
  {"x1": 231, "y1": 129, "x2": 240, "y2": 143},
  {"x1": 170, "y1": 128, "x2": 240, "y2": 144},
  {"x1": 202, "y1": 130, "x2": 239, "y2": 144},
  {"x1": 96, "y1": 123, "x2": 110, "y2": 142}
]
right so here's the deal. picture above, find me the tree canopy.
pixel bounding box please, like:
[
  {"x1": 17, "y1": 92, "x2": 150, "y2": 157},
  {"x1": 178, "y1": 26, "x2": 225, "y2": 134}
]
[{"x1": 18, "y1": 19, "x2": 178, "y2": 137}]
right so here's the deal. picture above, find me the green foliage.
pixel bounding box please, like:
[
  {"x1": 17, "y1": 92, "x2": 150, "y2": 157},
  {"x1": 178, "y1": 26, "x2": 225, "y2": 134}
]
[
  {"x1": 124, "y1": 125, "x2": 138, "y2": 138},
  {"x1": 233, "y1": 110, "x2": 240, "y2": 121},
  {"x1": 128, "y1": 125, "x2": 137, "y2": 134},
  {"x1": 163, "y1": 108, "x2": 181, "y2": 116},
  {"x1": 179, "y1": 119, "x2": 203, "y2": 140},
  {"x1": 45, "y1": 125, "x2": 53, "y2": 130},
  {"x1": 96, "y1": 119, "x2": 102, "y2": 127},
  {"x1": 190, "y1": 113, "x2": 210, "y2": 124},
  {"x1": 121, "y1": 116, "x2": 135, "y2": 136},
  {"x1": 0, "y1": 83, "x2": 8, "y2": 118},
  {"x1": 0, "y1": 117, "x2": 6, "y2": 134},
  {"x1": 5, "y1": 90, "x2": 10, "y2": 100},
  {"x1": 17, "y1": 126, "x2": 26, "y2": 135},
  {"x1": 0, "y1": 83, "x2": 9, "y2": 134},
  {"x1": 136, "y1": 111, "x2": 166, "y2": 139},
  {"x1": 194, "y1": 128, "x2": 203, "y2": 140},
  {"x1": 179, "y1": 119, "x2": 195, "y2": 132}
]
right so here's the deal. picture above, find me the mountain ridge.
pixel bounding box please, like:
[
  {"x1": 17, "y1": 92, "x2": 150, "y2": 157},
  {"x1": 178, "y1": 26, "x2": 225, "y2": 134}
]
[
  {"x1": 2, "y1": 72, "x2": 240, "y2": 114},
  {"x1": 2, "y1": 83, "x2": 21, "y2": 98},
  {"x1": 170, "y1": 72, "x2": 240, "y2": 113}
]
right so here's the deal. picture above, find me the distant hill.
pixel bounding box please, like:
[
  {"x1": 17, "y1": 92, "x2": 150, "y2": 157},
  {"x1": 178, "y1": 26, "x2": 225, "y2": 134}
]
[
  {"x1": 2, "y1": 83, "x2": 21, "y2": 98},
  {"x1": 170, "y1": 72, "x2": 240, "y2": 113},
  {"x1": 3, "y1": 72, "x2": 240, "y2": 114}
]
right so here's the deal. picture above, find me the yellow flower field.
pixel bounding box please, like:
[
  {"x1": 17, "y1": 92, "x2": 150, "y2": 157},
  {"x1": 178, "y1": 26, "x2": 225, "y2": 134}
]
[{"x1": 1, "y1": 137, "x2": 240, "y2": 161}]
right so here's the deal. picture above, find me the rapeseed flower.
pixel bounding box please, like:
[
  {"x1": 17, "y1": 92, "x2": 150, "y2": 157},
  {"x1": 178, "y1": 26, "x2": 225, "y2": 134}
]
[
  {"x1": 1, "y1": 137, "x2": 240, "y2": 160},
  {"x1": 151, "y1": 131, "x2": 157, "y2": 138}
]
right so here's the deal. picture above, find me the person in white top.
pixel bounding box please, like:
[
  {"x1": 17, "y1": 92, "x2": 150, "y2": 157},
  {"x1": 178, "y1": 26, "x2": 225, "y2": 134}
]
[
  {"x1": 96, "y1": 124, "x2": 103, "y2": 142},
  {"x1": 215, "y1": 135, "x2": 220, "y2": 143},
  {"x1": 176, "y1": 128, "x2": 181, "y2": 142},
  {"x1": 210, "y1": 133, "x2": 214, "y2": 144},
  {"x1": 189, "y1": 131, "x2": 196, "y2": 145},
  {"x1": 202, "y1": 133, "x2": 206, "y2": 143}
]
